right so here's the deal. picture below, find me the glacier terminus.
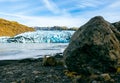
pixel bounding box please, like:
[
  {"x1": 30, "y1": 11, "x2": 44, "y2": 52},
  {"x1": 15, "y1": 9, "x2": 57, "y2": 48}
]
[{"x1": 0, "y1": 31, "x2": 75, "y2": 43}]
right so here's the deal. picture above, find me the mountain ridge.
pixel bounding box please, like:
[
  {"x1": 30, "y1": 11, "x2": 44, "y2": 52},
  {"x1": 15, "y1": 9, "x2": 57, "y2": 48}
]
[{"x1": 0, "y1": 18, "x2": 34, "y2": 37}]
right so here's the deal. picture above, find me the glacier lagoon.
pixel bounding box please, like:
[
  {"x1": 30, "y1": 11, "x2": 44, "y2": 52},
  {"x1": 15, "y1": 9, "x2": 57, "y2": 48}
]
[
  {"x1": 0, "y1": 31, "x2": 75, "y2": 60},
  {"x1": 0, "y1": 43, "x2": 68, "y2": 60}
]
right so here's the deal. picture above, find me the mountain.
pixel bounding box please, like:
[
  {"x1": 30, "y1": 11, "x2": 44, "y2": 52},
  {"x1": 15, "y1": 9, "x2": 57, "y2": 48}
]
[
  {"x1": 0, "y1": 18, "x2": 34, "y2": 36},
  {"x1": 64, "y1": 16, "x2": 120, "y2": 76},
  {"x1": 34, "y1": 26, "x2": 78, "y2": 31}
]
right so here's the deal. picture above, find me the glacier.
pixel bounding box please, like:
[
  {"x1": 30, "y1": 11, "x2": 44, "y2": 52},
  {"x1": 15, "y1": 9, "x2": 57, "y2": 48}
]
[
  {"x1": 0, "y1": 36, "x2": 11, "y2": 43},
  {"x1": 0, "y1": 31, "x2": 75, "y2": 43}
]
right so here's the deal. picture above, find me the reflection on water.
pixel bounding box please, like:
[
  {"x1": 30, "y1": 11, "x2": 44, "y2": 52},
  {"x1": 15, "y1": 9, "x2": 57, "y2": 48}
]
[{"x1": 0, "y1": 43, "x2": 68, "y2": 60}]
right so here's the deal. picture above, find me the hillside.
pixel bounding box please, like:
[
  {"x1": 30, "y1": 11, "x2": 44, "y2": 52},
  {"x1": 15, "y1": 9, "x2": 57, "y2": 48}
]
[{"x1": 0, "y1": 18, "x2": 34, "y2": 36}]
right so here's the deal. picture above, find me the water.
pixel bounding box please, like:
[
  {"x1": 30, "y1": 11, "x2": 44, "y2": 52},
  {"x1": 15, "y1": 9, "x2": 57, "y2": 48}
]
[{"x1": 0, "y1": 43, "x2": 68, "y2": 60}]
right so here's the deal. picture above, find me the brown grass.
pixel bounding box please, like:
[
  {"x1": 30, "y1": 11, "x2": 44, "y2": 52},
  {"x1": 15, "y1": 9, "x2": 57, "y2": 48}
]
[{"x1": 0, "y1": 18, "x2": 35, "y2": 37}]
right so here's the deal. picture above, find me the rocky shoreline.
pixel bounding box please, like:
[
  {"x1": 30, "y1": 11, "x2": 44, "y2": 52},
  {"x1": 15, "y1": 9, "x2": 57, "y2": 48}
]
[
  {"x1": 1, "y1": 54, "x2": 120, "y2": 83},
  {"x1": 0, "y1": 54, "x2": 72, "y2": 83}
]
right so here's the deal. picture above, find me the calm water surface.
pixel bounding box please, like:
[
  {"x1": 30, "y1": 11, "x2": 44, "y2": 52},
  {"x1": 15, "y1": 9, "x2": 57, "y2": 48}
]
[{"x1": 0, "y1": 43, "x2": 68, "y2": 60}]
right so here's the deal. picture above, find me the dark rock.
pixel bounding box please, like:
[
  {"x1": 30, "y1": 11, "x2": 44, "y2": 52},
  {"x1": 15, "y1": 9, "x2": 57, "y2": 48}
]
[
  {"x1": 112, "y1": 21, "x2": 120, "y2": 32},
  {"x1": 73, "y1": 76, "x2": 87, "y2": 83},
  {"x1": 100, "y1": 73, "x2": 111, "y2": 81},
  {"x1": 54, "y1": 53, "x2": 63, "y2": 58},
  {"x1": 34, "y1": 76, "x2": 43, "y2": 82},
  {"x1": 72, "y1": 75, "x2": 84, "y2": 83},
  {"x1": 91, "y1": 80, "x2": 98, "y2": 83},
  {"x1": 54, "y1": 53, "x2": 64, "y2": 66},
  {"x1": 42, "y1": 55, "x2": 57, "y2": 66},
  {"x1": 63, "y1": 16, "x2": 120, "y2": 75},
  {"x1": 0, "y1": 60, "x2": 18, "y2": 66},
  {"x1": 111, "y1": 21, "x2": 120, "y2": 42}
]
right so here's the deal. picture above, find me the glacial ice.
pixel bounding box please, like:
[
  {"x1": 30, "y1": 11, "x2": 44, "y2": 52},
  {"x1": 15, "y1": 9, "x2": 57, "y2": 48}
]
[
  {"x1": 0, "y1": 36, "x2": 11, "y2": 43},
  {"x1": 0, "y1": 31, "x2": 75, "y2": 43}
]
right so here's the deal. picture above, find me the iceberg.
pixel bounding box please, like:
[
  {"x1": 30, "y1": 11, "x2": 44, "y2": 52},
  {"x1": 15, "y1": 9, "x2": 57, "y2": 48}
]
[{"x1": 0, "y1": 31, "x2": 75, "y2": 43}]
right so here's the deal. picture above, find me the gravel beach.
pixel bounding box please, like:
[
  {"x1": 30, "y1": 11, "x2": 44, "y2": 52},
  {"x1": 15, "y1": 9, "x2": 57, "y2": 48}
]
[{"x1": 0, "y1": 56, "x2": 72, "y2": 83}]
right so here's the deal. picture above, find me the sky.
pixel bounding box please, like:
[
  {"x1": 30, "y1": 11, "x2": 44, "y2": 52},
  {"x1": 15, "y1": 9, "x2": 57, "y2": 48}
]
[{"x1": 0, "y1": 0, "x2": 120, "y2": 27}]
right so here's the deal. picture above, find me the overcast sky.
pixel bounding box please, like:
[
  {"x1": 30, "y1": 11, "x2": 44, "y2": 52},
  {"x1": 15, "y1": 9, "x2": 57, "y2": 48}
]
[{"x1": 0, "y1": 0, "x2": 120, "y2": 27}]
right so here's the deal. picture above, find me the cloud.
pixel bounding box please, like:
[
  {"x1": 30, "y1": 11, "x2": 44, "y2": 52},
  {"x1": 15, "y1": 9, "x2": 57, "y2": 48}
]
[
  {"x1": 23, "y1": 16, "x2": 86, "y2": 27},
  {"x1": 74, "y1": 0, "x2": 120, "y2": 23},
  {"x1": 0, "y1": 12, "x2": 86, "y2": 27},
  {"x1": 0, "y1": 0, "x2": 120, "y2": 28},
  {"x1": 108, "y1": 0, "x2": 120, "y2": 8},
  {"x1": 42, "y1": 0, "x2": 60, "y2": 14},
  {"x1": 76, "y1": 0, "x2": 103, "y2": 8}
]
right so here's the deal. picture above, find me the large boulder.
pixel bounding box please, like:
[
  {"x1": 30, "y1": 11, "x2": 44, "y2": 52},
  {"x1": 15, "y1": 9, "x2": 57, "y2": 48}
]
[
  {"x1": 112, "y1": 21, "x2": 120, "y2": 32},
  {"x1": 63, "y1": 16, "x2": 120, "y2": 75},
  {"x1": 111, "y1": 21, "x2": 120, "y2": 41}
]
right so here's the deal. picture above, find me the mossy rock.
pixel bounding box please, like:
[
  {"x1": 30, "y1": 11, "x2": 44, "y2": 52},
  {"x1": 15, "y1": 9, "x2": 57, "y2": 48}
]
[
  {"x1": 64, "y1": 16, "x2": 120, "y2": 75},
  {"x1": 117, "y1": 67, "x2": 120, "y2": 73},
  {"x1": 42, "y1": 55, "x2": 57, "y2": 66}
]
